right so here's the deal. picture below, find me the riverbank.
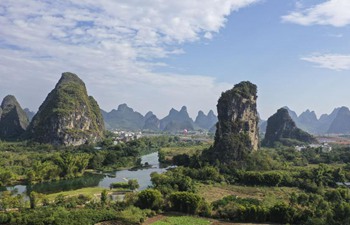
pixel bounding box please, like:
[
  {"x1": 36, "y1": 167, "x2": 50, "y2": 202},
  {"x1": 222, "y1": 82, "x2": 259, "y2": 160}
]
[{"x1": 4, "y1": 152, "x2": 166, "y2": 197}]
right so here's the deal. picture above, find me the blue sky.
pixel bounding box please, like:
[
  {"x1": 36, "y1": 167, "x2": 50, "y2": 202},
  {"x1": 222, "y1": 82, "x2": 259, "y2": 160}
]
[{"x1": 1, "y1": 0, "x2": 350, "y2": 120}]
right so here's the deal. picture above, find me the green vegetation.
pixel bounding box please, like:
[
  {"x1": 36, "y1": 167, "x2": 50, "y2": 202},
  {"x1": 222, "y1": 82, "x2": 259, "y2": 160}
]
[
  {"x1": 27, "y1": 72, "x2": 105, "y2": 145},
  {"x1": 46, "y1": 187, "x2": 105, "y2": 200},
  {"x1": 2, "y1": 131, "x2": 350, "y2": 224},
  {"x1": 197, "y1": 183, "x2": 300, "y2": 204},
  {"x1": 151, "y1": 216, "x2": 211, "y2": 225},
  {"x1": 147, "y1": 142, "x2": 350, "y2": 224},
  {"x1": 158, "y1": 142, "x2": 211, "y2": 165},
  {"x1": 110, "y1": 179, "x2": 139, "y2": 190},
  {"x1": 136, "y1": 189, "x2": 163, "y2": 210},
  {"x1": 0, "y1": 135, "x2": 185, "y2": 186},
  {"x1": 168, "y1": 192, "x2": 202, "y2": 214}
]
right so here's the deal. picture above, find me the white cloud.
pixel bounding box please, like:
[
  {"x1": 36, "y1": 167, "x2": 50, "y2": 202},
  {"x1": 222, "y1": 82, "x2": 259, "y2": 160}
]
[
  {"x1": 0, "y1": 0, "x2": 259, "y2": 117},
  {"x1": 301, "y1": 53, "x2": 350, "y2": 71},
  {"x1": 282, "y1": 0, "x2": 350, "y2": 27}
]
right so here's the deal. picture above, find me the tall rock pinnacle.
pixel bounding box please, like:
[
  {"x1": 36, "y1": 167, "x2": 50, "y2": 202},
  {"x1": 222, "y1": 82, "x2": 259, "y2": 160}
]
[
  {"x1": 262, "y1": 108, "x2": 316, "y2": 147},
  {"x1": 213, "y1": 81, "x2": 259, "y2": 162},
  {"x1": 26, "y1": 72, "x2": 105, "y2": 146}
]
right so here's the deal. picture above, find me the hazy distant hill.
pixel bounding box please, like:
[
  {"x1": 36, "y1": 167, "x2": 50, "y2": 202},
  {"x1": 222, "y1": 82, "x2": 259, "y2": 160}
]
[
  {"x1": 143, "y1": 111, "x2": 160, "y2": 131},
  {"x1": 328, "y1": 107, "x2": 350, "y2": 134},
  {"x1": 0, "y1": 95, "x2": 29, "y2": 140},
  {"x1": 260, "y1": 106, "x2": 349, "y2": 135},
  {"x1": 102, "y1": 104, "x2": 215, "y2": 132},
  {"x1": 259, "y1": 119, "x2": 267, "y2": 134},
  {"x1": 160, "y1": 106, "x2": 195, "y2": 131},
  {"x1": 262, "y1": 108, "x2": 316, "y2": 147},
  {"x1": 194, "y1": 110, "x2": 217, "y2": 130},
  {"x1": 296, "y1": 109, "x2": 319, "y2": 134},
  {"x1": 317, "y1": 107, "x2": 341, "y2": 134},
  {"x1": 24, "y1": 108, "x2": 35, "y2": 121},
  {"x1": 103, "y1": 104, "x2": 145, "y2": 130}
]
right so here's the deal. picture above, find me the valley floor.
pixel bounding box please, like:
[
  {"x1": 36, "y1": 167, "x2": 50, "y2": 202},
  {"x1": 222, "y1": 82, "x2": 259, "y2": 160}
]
[
  {"x1": 97, "y1": 214, "x2": 278, "y2": 225},
  {"x1": 142, "y1": 214, "x2": 278, "y2": 225}
]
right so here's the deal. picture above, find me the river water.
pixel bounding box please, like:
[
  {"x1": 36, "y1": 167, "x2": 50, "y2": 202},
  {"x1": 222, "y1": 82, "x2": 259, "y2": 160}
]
[{"x1": 4, "y1": 152, "x2": 167, "y2": 196}]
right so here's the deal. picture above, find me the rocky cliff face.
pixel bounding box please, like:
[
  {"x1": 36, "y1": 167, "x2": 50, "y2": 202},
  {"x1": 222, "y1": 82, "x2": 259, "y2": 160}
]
[
  {"x1": 283, "y1": 106, "x2": 299, "y2": 123},
  {"x1": 262, "y1": 108, "x2": 316, "y2": 147},
  {"x1": 213, "y1": 81, "x2": 259, "y2": 162},
  {"x1": 0, "y1": 95, "x2": 29, "y2": 140},
  {"x1": 195, "y1": 110, "x2": 218, "y2": 130},
  {"x1": 26, "y1": 72, "x2": 105, "y2": 146}
]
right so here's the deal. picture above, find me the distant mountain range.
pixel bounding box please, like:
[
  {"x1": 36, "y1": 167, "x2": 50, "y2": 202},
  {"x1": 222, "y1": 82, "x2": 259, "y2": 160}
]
[
  {"x1": 21, "y1": 103, "x2": 350, "y2": 135},
  {"x1": 262, "y1": 108, "x2": 316, "y2": 147},
  {"x1": 22, "y1": 103, "x2": 218, "y2": 133},
  {"x1": 102, "y1": 104, "x2": 217, "y2": 132},
  {"x1": 260, "y1": 106, "x2": 350, "y2": 135}
]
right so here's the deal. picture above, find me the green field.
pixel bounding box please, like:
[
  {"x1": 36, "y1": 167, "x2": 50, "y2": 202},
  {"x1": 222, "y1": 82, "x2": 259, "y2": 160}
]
[
  {"x1": 151, "y1": 216, "x2": 211, "y2": 225},
  {"x1": 46, "y1": 187, "x2": 108, "y2": 200},
  {"x1": 198, "y1": 183, "x2": 301, "y2": 206},
  {"x1": 160, "y1": 143, "x2": 211, "y2": 161}
]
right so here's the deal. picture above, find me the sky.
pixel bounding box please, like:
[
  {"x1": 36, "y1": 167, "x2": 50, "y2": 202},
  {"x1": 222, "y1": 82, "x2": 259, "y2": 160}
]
[{"x1": 1, "y1": 0, "x2": 350, "y2": 120}]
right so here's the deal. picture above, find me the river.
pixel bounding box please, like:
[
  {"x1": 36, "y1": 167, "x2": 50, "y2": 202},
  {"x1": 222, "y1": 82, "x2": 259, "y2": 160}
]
[{"x1": 4, "y1": 152, "x2": 168, "y2": 196}]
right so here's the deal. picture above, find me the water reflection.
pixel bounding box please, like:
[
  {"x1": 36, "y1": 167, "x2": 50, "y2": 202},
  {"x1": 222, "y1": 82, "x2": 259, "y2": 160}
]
[
  {"x1": 4, "y1": 152, "x2": 165, "y2": 196},
  {"x1": 27, "y1": 173, "x2": 104, "y2": 195}
]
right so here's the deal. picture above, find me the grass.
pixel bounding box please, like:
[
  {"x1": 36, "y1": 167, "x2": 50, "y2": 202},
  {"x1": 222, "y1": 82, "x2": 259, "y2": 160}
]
[
  {"x1": 46, "y1": 187, "x2": 108, "y2": 200},
  {"x1": 160, "y1": 143, "x2": 211, "y2": 161},
  {"x1": 150, "y1": 216, "x2": 211, "y2": 225},
  {"x1": 197, "y1": 183, "x2": 302, "y2": 207}
]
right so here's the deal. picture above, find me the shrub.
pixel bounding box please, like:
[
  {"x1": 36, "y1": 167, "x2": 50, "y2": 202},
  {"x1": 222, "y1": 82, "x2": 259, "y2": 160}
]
[
  {"x1": 136, "y1": 189, "x2": 163, "y2": 211},
  {"x1": 168, "y1": 192, "x2": 202, "y2": 214}
]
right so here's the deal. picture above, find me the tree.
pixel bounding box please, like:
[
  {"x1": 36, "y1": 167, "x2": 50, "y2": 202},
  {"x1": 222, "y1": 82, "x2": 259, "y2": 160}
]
[
  {"x1": 136, "y1": 189, "x2": 163, "y2": 210},
  {"x1": 75, "y1": 153, "x2": 91, "y2": 174},
  {"x1": 54, "y1": 152, "x2": 78, "y2": 178},
  {"x1": 0, "y1": 168, "x2": 13, "y2": 186},
  {"x1": 55, "y1": 194, "x2": 65, "y2": 206},
  {"x1": 0, "y1": 191, "x2": 14, "y2": 211},
  {"x1": 168, "y1": 192, "x2": 201, "y2": 214},
  {"x1": 269, "y1": 202, "x2": 296, "y2": 224},
  {"x1": 128, "y1": 179, "x2": 139, "y2": 191},
  {"x1": 29, "y1": 191, "x2": 38, "y2": 209},
  {"x1": 101, "y1": 189, "x2": 108, "y2": 206}
]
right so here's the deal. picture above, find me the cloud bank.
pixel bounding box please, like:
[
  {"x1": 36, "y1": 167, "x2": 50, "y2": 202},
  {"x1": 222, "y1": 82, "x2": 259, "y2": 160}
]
[
  {"x1": 282, "y1": 0, "x2": 350, "y2": 27},
  {"x1": 0, "y1": 0, "x2": 259, "y2": 117}
]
